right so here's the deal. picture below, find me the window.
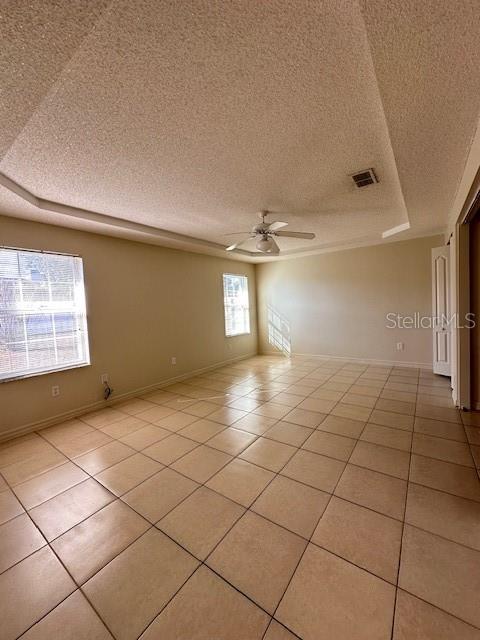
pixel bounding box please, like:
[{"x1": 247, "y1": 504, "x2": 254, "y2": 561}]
[
  {"x1": 0, "y1": 247, "x2": 90, "y2": 382},
  {"x1": 223, "y1": 273, "x2": 250, "y2": 337}
]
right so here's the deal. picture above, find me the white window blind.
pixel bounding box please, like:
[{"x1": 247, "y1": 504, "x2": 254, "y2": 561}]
[
  {"x1": 0, "y1": 247, "x2": 90, "y2": 381},
  {"x1": 223, "y1": 273, "x2": 250, "y2": 337}
]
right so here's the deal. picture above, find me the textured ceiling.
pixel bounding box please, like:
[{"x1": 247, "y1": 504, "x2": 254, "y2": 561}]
[{"x1": 1, "y1": 0, "x2": 479, "y2": 260}]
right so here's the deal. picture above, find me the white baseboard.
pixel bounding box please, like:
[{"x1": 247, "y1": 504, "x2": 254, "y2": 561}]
[
  {"x1": 0, "y1": 351, "x2": 257, "y2": 443},
  {"x1": 260, "y1": 349, "x2": 432, "y2": 370}
]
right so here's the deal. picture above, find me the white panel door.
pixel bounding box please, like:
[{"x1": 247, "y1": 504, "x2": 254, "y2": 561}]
[{"x1": 432, "y1": 246, "x2": 451, "y2": 376}]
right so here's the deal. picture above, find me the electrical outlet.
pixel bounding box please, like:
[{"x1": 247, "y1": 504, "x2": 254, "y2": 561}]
[
  {"x1": 101, "y1": 373, "x2": 109, "y2": 383},
  {"x1": 171, "y1": 357, "x2": 177, "y2": 365},
  {"x1": 396, "y1": 342, "x2": 404, "y2": 351},
  {"x1": 51, "y1": 385, "x2": 60, "y2": 397}
]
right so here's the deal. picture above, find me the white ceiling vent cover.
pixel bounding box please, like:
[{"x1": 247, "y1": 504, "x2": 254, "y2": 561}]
[{"x1": 351, "y1": 168, "x2": 378, "y2": 188}]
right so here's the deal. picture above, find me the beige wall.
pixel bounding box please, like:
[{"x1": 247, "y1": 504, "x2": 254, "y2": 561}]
[
  {"x1": 256, "y1": 236, "x2": 442, "y2": 366},
  {"x1": 0, "y1": 216, "x2": 257, "y2": 438}
]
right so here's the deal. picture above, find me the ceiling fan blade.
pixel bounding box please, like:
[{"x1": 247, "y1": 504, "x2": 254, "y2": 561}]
[
  {"x1": 268, "y1": 238, "x2": 280, "y2": 254},
  {"x1": 275, "y1": 231, "x2": 315, "y2": 239},
  {"x1": 223, "y1": 231, "x2": 251, "y2": 236},
  {"x1": 268, "y1": 221, "x2": 288, "y2": 231},
  {"x1": 226, "y1": 237, "x2": 251, "y2": 251}
]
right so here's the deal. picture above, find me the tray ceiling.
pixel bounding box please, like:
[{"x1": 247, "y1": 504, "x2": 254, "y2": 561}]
[{"x1": 1, "y1": 0, "x2": 479, "y2": 261}]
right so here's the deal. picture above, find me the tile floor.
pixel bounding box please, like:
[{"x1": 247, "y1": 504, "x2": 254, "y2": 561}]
[{"x1": 1, "y1": 355, "x2": 480, "y2": 639}]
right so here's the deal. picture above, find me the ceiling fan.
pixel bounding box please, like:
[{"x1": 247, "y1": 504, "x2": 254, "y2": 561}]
[{"x1": 225, "y1": 211, "x2": 316, "y2": 254}]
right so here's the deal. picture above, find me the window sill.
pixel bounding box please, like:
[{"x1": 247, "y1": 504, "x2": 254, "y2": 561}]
[
  {"x1": 225, "y1": 332, "x2": 251, "y2": 338},
  {"x1": 0, "y1": 361, "x2": 91, "y2": 384}
]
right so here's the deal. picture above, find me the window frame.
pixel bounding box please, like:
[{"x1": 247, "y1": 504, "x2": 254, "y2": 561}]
[
  {"x1": 222, "y1": 273, "x2": 251, "y2": 338},
  {"x1": 0, "y1": 245, "x2": 91, "y2": 383}
]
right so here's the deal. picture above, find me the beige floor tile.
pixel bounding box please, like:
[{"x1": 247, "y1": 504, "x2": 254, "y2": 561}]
[
  {"x1": 465, "y1": 425, "x2": 480, "y2": 445},
  {"x1": 321, "y1": 380, "x2": 352, "y2": 392},
  {"x1": 170, "y1": 445, "x2": 232, "y2": 483},
  {"x1": 115, "y1": 398, "x2": 157, "y2": 415},
  {"x1": 298, "y1": 397, "x2": 338, "y2": 413},
  {"x1": 182, "y1": 400, "x2": 219, "y2": 418},
  {"x1": 254, "y1": 402, "x2": 292, "y2": 420},
  {"x1": 302, "y1": 430, "x2": 356, "y2": 461},
  {"x1": 118, "y1": 425, "x2": 171, "y2": 450},
  {"x1": 140, "y1": 566, "x2": 269, "y2": 639},
  {"x1": 40, "y1": 420, "x2": 95, "y2": 446},
  {"x1": 415, "y1": 404, "x2": 462, "y2": 424},
  {"x1": 74, "y1": 442, "x2": 135, "y2": 475},
  {"x1": 0, "y1": 434, "x2": 48, "y2": 468},
  {"x1": 227, "y1": 396, "x2": 263, "y2": 411},
  {"x1": 154, "y1": 411, "x2": 199, "y2": 432},
  {"x1": 100, "y1": 416, "x2": 149, "y2": 439},
  {"x1": 405, "y1": 483, "x2": 480, "y2": 551},
  {"x1": 252, "y1": 475, "x2": 330, "y2": 538},
  {"x1": 341, "y1": 392, "x2": 377, "y2": 408},
  {"x1": 80, "y1": 408, "x2": 126, "y2": 428},
  {"x1": 206, "y1": 427, "x2": 258, "y2": 455},
  {"x1": 264, "y1": 620, "x2": 299, "y2": 639},
  {"x1": 281, "y1": 450, "x2": 345, "y2": 492},
  {"x1": 283, "y1": 407, "x2": 327, "y2": 428},
  {"x1": 375, "y1": 398, "x2": 415, "y2": 416},
  {"x1": 0, "y1": 488, "x2": 24, "y2": 524},
  {"x1": 207, "y1": 511, "x2": 306, "y2": 614},
  {"x1": 350, "y1": 441, "x2": 410, "y2": 479},
  {"x1": 412, "y1": 433, "x2": 474, "y2": 467},
  {"x1": 11, "y1": 461, "x2": 87, "y2": 510},
  {"x1": 177, "y1": 418, "x2": 226, "y2": 443},
  {"x1": 0, "y1": 512, "x2": 46, "y2": 572},
  {"x1": 83, "y1": 529, "x2": 198, "y2": 640},
  {"x1": 318, "y1": 414, "x2": 365, "y2": 438},
  {"x1": 380, "y1": 389, "x2": 417, "y2": 403},
  {"x1": 393, "y1": 589, "x2": 480, "y2": 640},
  {"x1": 2, "y1": 447, "x2": 67, "y2": 486},
  {"x1": 312, "y1": 496, "x2": 402, "y2": 582},
  {"x1": 136, "y1": 405, "x2": 176, "y2": 423},
  {"x1": 56, "y1": 430, "x2": 113, "y2": 459},
  {"x1": 207, "y1": 406, "x2": 248, "y2": 426},
  {"x1": 52, "y1": 500, "x2": 150, "y2": 584},
  {"x1": 399, "y1": 525, "x2": 480, "y2": 628},
  {"x1": 276, "y1": 543, "x2": 395, "y2": 640},
  {"x1": 0, "y1": 546, "x2": 75, "y2": 640},
  {"x1": 384, "y1": 381, "x2": 417, "y2": 393},
  {"x1": 29, "y1": 478, "x2": 115, "y2": 541},
  {"x1": 417, "y1": 393, "x2": 458, "y2": 408},
  {"x1": 21, "y1": 590, "x2": 113, "y2": 640},
  {"x1": 123, "y1": 468, "x2": 198, "y2": 523},
  {"x1": 472, "y1": 445, "x2": 480, "y2": 468},
  {"x1": 233, "y1": 413, "x2": 277, "y2": 435},
  {"x1": 369, "y1": 409, "x2": 414, "y2": 431},
  {"x1": 309, "y1": 388, "x2": 345, "y2": 401},
  {"x1": 142, "y1": 434, "x2": 198, "y2": 465},
  {"x1": 264, "y1": 421, "x2": 313, "y2": 447},
  {"x1": 270, "y1": 392, "x2": 305, "y2": 407},
  {"x1": 239, "y1": 437, "x2": 296, "y2": 472},
  {"x1": 409, "y1": 454, "x2": 480, "y2": 502},
  {"x1": 360, "y1": 423, "x2": 412, "y2": 452},
  {"x1": 158, "y1": 486, "x2": 244, "y2": 559},
  {"x1": 462, "y1": 412, "x2": 480, "y2": 427},
  {"x1": 335, "y1": 463, "x2": 407, "y2": 520},
  {"x1": 95, "y1": 453, "x2": 162, "y2": 496},
  {"x1": 207, "y1": 458, "x2": 274, "y2": 506},
  {"x1": 331, "y1": 403, "x2": 372, "y2": 422},
  {"x1": 348, "y1": 384, "x2": 382, "y2": 398}
]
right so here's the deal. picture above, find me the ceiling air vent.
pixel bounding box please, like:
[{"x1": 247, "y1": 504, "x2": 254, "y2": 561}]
[{"x1": 351, "y1": 168, "x2": 378, "y2": 188}]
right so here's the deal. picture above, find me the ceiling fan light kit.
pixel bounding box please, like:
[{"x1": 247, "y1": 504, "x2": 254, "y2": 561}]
[{"x1": 225, "y1": 210, "x2": 316, "y2": 255}]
